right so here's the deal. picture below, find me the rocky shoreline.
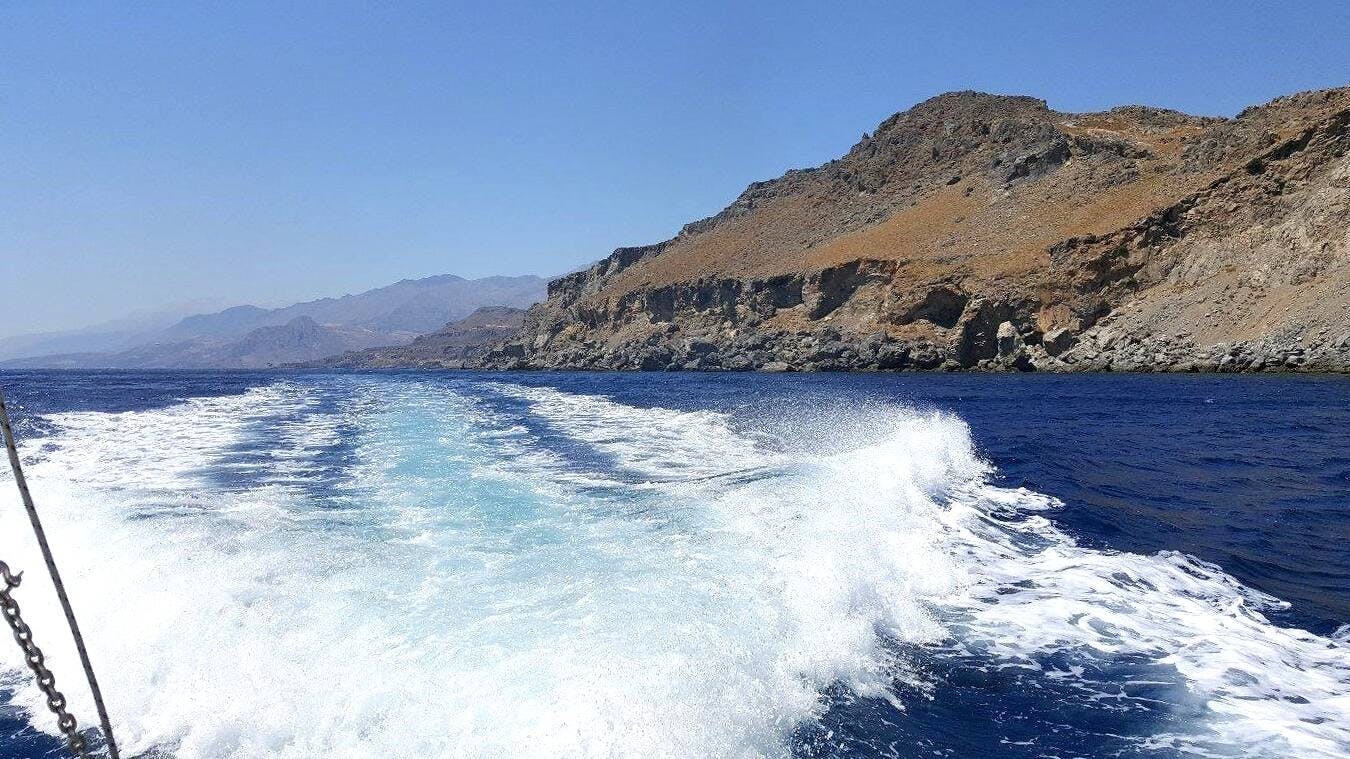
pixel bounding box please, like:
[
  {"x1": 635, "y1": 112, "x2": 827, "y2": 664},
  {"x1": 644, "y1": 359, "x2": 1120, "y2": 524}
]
[{"x1": 477, "y1": 319, "x2": 1350, "y2": 374}]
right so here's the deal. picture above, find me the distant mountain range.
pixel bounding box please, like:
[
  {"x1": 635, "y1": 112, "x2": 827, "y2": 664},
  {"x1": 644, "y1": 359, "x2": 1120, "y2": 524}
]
[
  {"x1": 0, "y1": 300, "x2": 230, "y2": 360},
  {"x1": 305, "y1": 306, "x2": 528, "y2": 369},
  {"x1": 1, "y1": 274, "x2": 546, "y2": 369}
]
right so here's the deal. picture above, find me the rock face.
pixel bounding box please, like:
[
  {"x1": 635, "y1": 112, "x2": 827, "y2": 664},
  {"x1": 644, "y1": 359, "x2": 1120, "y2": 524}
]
[
  {"x1": 474, "y1": 87, "x2": 1350, "y2": 373},
  {"x1": 311, "y1": 307, "x2": 528, "y2": 369}
]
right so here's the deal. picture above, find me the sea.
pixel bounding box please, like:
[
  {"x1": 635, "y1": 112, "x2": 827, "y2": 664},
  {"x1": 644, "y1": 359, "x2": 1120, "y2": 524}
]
[{"x1": 0, "y1": 370, "x2": 1347, "y2": 758}]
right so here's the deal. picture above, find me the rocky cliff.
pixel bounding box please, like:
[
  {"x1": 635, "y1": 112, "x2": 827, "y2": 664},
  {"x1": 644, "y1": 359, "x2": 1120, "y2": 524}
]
[{"x1": 477, "y1": 87, "x2": 1350, "y2": 373}]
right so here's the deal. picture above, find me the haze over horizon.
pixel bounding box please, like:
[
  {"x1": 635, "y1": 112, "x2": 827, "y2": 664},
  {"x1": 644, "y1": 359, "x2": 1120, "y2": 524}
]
[{"x1": 5, "y1": 0, "x2": 1350, "y2": 339}]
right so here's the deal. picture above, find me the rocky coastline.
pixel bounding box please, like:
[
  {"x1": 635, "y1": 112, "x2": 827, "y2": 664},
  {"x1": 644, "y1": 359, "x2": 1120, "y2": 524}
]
[
  {"x1": 476, "y1": 315, "x2": 1350, "y2": 374},
  {"x1": 468, "y1": 86, "x2": 1350, "y2": 375}
]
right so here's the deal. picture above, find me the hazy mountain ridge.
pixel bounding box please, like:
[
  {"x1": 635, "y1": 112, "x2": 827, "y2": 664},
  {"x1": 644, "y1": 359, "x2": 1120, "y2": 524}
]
[
  {"x1": 0, "y1": 316, "x2": 392, "y2": 370},
  {"x1": 153, "y1": 274, "x2": 545, "y2": 342},
  {"x1": 2, "y1": 274, "x2": 546, "y2": 369},
  {"x1": 476, "y1": 86, "x2": 1350, "y2": 373},
  {"x1": 306, "y1": 307, "x2": 528, "y2": 369},
  {"x1": 0, "y1": 300, "x2": 229, "y2": 360}
]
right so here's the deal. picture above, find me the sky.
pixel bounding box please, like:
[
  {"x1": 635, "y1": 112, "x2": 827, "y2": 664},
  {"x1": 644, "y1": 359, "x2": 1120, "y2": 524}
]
[{"x1": 4, "y1": 1, "x2": 1350, "y2": 337}]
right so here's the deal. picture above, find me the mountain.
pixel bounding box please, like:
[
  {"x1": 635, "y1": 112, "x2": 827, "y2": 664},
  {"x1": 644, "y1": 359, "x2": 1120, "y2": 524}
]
[
  {"x1": 161, "y1": 305, "x2": 276, "y2": 341},
  {"x1": 152, "y1": 274, "x2": 546, "y2": 343},
  {"x1": 475, "y1": 86, "x2": 1350, "y2": 373},
  {"x1": 3, "y1": 274, "x2": 546, "y2": 369},
  {"x1": 0, "y1": 300, "x2": 229, "y2": 360},
  {"x1": 211, "y1": 316, "x2": 383, "y2": 368},
  {"x1": 307, "y1": 307, "x2": 528, "y2": 369},
  {"x1": 0, "y1": 317, "x2": 391, "y2": 369}
]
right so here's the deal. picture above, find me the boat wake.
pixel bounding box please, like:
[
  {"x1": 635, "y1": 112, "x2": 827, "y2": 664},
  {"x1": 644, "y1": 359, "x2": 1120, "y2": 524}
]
[{"x1": 1, "y1": 377, "x2": 1347, "y2": 757}]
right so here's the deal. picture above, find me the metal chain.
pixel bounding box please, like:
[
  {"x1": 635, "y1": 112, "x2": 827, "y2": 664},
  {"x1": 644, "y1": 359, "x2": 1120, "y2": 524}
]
[
  {"x1": 0, "y1": 386, "x2": 118, "y2": 758},
  {"x1": 0, "y1": 559, "x2": 89, "y2": 757}
]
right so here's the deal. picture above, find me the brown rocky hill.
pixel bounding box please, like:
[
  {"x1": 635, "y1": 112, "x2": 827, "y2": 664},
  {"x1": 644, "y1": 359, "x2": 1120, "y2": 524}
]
[{"x1": 477, "y1": 87, "x2": 1350, "y2": 372}]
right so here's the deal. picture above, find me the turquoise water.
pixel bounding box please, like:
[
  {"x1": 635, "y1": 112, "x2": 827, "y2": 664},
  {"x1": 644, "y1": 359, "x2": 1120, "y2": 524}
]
[{"x1": 0, "y1": 371, "x2": 1348, "y2": 758}]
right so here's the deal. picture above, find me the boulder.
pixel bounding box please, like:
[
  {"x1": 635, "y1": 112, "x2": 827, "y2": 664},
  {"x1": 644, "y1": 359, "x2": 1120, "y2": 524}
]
[
  {"x1": 1042, "y1": 327, "x2": 1075, "y2": 356},
  {"x1": 996, "y1": 321, "x2": 1024, "y2": 357}
]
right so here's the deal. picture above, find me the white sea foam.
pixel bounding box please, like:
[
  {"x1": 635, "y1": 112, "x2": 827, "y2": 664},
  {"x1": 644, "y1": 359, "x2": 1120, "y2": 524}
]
[{"x1": 0, "y1": 378, "x2": 1346, "y2": 758}]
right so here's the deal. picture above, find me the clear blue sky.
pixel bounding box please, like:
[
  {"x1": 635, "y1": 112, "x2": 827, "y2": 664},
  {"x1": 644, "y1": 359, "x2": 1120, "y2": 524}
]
[{"x1": 4, "y1": 1, "x2": 1350, "y2": 337}]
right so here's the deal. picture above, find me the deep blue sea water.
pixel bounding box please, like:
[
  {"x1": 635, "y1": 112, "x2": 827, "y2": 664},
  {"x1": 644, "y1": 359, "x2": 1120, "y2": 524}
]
[{"x1": 0, "y1": 370, "x2": 1347, "y2": 758}]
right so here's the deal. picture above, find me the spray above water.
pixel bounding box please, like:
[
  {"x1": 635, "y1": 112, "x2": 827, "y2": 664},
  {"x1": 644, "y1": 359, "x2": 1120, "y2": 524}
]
[{"x1": 0, "y1": 377, "x2": 1347, "y2": 758}]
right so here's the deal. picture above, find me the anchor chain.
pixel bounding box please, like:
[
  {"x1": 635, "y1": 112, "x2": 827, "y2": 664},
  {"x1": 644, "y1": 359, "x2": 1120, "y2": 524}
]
[{"x1": 0, "y1": 559, "x2": 89, "y2": 757}]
